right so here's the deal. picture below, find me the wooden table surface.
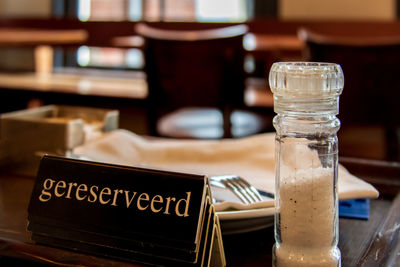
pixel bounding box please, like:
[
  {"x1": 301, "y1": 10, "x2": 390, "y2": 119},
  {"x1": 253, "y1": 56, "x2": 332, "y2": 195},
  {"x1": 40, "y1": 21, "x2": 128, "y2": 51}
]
[
  {"x1": 0, "y1": 28, "x2": 88, "y2": 46},
  {"x1": 0, "y1": 71, "x2": 148, "y2": 100},
  {"x1": 0, "y1": 70, "x2": 272, "y2": 106},
  {"x1": 0, "y1": 157, "x2": 399, "y2": 266}
]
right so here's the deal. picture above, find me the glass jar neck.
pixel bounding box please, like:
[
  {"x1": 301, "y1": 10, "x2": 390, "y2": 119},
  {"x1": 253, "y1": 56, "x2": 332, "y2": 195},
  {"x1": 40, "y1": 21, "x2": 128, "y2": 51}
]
[
  {"x1": 273, "y1": 95, "x2": 340, "y2": 116},
  {"x1": 273, "y1": 113, "x2": 340, "y2": 137}
]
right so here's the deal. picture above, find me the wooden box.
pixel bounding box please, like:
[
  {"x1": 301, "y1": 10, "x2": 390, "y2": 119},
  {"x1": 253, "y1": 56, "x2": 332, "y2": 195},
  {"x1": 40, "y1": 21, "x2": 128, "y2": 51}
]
[{"x1": 0, "y1": 105, "x2": 119, "y2": 176}]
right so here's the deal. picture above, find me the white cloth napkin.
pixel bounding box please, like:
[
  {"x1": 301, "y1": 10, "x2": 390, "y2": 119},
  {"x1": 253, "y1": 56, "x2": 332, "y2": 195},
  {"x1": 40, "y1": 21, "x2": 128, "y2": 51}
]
[{"x1": 73, "y1": 129, "x2": 379, "y2": 211}]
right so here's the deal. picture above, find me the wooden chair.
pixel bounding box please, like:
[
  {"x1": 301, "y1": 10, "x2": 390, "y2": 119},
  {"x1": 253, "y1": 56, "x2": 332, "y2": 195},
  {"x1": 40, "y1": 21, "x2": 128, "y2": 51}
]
[
  {"x1": 135, "y1": 23, "x2": 268, "y2": 139},
  {"x1": 299, "y1": 27, "x2": 400, "y2": 161}
]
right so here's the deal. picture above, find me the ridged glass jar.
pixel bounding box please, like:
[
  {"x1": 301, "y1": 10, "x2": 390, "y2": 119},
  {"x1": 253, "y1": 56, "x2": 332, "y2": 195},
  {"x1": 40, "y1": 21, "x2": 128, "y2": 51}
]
[{"x1": 269, "y1": 62, "x2": 344, "y2": 267}]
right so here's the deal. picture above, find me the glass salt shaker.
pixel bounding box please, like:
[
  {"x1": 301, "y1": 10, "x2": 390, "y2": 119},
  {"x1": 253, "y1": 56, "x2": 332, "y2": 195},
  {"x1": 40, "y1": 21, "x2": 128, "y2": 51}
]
[{"x1": 269, "y1": 62, "x2": 344, "y2": 267}]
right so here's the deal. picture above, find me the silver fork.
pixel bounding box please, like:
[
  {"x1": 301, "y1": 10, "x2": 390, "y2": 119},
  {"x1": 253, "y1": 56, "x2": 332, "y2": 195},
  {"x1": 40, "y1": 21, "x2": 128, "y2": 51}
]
[{"x1": 209, "y1": 175, "x2": 264, "y2": 204}]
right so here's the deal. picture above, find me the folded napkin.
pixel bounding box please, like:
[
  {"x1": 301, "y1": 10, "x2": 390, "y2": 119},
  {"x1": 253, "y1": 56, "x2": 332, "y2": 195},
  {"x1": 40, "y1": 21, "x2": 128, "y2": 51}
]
[{"x1": 73, "y1": 129, "x2": 379, "y2": 212}]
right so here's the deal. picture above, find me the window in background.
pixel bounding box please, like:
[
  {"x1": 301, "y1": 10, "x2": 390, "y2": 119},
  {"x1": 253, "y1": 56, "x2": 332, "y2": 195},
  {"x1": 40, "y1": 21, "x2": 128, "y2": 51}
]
[
  {"x1": 77, "y1": 0, "x2": 248, "y2": 22},
  {"x1": 196, "y1": 0, "x2": 247, "y2": 22},
  {"x1": 75, "y1": 0, "x2": 249, "y2": 69},
  {"x1": 77, "y1": 46, "x2": 144, "y2": 69},
  {"x1": 77, "y1": 0, "x2": 144, "y2": 68},
  {"x1": 164, "y1": 0, "x2": 196, "y2": 21},
  {"x1": 160, "y1": 0, "x2": 248, "y2": 22},
  {"x1": 78, "y1": 0, "x2": 143, "y2": 21},
  {"x1": 129, "y1": 0, "x2": 142, "y2": 20},
  {"x1": 77, "y1": 0, "x2": 90, "y2": 21},
  {"x1": 78, "y1": 0, "x2": 133, "y2": 21},
  {"x1": 141, "y1": 0, "x2": 161, "y2": 21}
]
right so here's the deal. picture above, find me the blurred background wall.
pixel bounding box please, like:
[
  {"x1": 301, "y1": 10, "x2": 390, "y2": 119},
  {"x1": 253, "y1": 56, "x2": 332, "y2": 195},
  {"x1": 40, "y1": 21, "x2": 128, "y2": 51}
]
[
  {"x1": 280, "y1": 0, "x2": 396, "y2": 21},
  {"x1": 0, "y1": 0, "x2": 398, "y2": 21},
  {"x1": 0, "y1": 0, "x2": 52, "y2": 17}
]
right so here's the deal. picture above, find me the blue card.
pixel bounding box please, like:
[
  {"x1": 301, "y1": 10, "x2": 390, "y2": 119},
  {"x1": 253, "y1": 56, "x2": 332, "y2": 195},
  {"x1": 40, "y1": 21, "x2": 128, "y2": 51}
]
[{"x1": 339, "y1": 199, "x2": 370, "y2": 220}]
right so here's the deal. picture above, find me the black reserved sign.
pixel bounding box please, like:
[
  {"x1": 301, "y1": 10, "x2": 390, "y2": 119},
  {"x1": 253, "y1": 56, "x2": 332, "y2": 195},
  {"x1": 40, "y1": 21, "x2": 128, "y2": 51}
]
[{"x1": 27, "y1": 155, "x2": 225, "y2": 266}]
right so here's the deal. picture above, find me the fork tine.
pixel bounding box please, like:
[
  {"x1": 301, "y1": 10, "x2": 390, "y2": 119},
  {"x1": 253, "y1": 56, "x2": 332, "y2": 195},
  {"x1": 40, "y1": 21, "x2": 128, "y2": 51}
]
[
  {"x1": 231, "y1": 177, "x2": 257, "y2": 203},
  {"x1": 226, "y1": 178, "x2": 255, "y2": 204},
  {"x1": 210, "y1": 175, "x2": 264, "y2": 205},
  {"x1": 228, "y1": 177, "x2": 257, "y2": 203},
  {"x1": 220, "y1": 178, "x2": 251, "y2": 204},
  {"x1": 234, "y1": 176, "x2": 264, "y2": 202}
]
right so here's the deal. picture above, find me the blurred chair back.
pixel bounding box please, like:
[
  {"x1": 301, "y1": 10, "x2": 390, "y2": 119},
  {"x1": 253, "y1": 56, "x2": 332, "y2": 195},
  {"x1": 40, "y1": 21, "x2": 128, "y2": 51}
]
[
  {"x1": 136, "y1": 23, "x2": 266, "y2": 139},
  {"x1": 299, "y1": 27, "x2": 400, "y2": 160}
]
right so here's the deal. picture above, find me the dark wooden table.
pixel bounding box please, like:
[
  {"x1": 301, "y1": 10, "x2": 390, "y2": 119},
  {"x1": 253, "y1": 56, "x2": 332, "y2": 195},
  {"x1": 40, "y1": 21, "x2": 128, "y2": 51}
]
[{"x1": 0, "y1": 157, "x2": 399, "y2": 266}]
